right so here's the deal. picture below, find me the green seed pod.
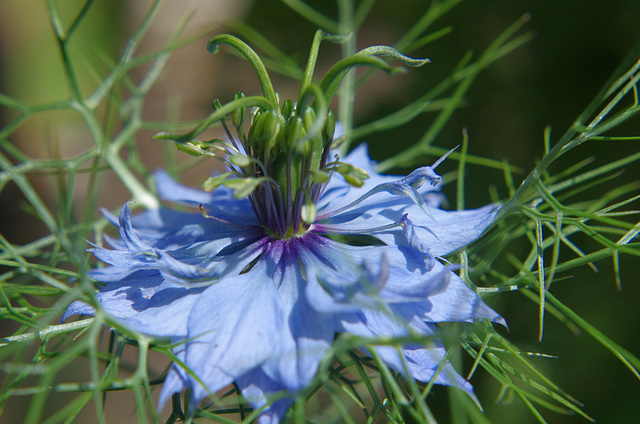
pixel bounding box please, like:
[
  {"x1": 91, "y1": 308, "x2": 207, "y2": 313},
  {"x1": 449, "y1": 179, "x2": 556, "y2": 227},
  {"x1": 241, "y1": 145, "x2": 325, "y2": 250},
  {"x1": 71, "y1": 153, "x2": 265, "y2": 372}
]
[
  {"x1": 247, "y1": 109, "x2": 266, "y2": 148},
  {"x1": 302, "y1": 106, "x2": 317, "y2": 132},
  {"x1": 285, "y1": 115, "x2": 305, "y2": 151},
  {"x1": 263, "y1": 109, "x2": 283, "y2": 141},
  {"x1": 232, "y1": 92, "x2": 246, "y2": 128},
  {"x1": 324, "y1": 109, "x2": 336, "y2": 143},
  {"x1": 281, "y1": 99, "x2": 294, "y2": 118}
]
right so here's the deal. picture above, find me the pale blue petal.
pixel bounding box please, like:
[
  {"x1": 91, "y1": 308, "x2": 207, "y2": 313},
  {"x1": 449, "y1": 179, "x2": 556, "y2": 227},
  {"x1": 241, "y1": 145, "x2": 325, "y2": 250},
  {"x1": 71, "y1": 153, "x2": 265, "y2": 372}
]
[
  {"x1": 158, "y1": 341, "x2": 189, "y2": 409},
  {"x1": 321, "y1": 199, "x2": 499, "y2": 257},
  {"x1": 317, "y1": 145, "x2": 443, "y2": 217},
  {"x1": 93, "y1": 271, "x2": 203, "y2": 337},
  {"x1": 237, "y1": 368, "x2": 293, "y2": 424},
  {"x1": 339, "y1": 310, "x2": 474, "y2": 393},
  {"x1": 298, "y1": 236, "x2": 382, "y2": 313},
  {"x1": 90, "y1": 247, "x2": 159, "y2": 269},
  {"x1": 398, "y1": 267, "x2": 505, "y2": 325},
  {"x1": 62, "y1": 300, "x2": 95, "y2": 321},
  {"x1": 300, "y1": 237, "x2": 450, "y2": 310},
  {"x1": 118, "y1": 203, "x2": 153, "y2": 251},
  {"x1": 183, "y1": 259, "x2": 287, "y2": 395},
  {"x1": 154, "y1": 169, "x2": 215, "y2": 205},
  {"x1": 260, "y1": 239, "x2": 335, "y2": 390}
]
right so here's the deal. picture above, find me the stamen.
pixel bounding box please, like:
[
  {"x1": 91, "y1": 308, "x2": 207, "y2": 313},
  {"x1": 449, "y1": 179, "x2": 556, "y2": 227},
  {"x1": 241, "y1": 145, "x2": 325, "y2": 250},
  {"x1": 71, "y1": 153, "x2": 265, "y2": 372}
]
[
  {"x1": 217, "y1": 105, "x2": 242, "y2": 154},
  {"x1": 198, "y1": 205, "x2": 259, "y2": 230},
  {"x1": 285, "y1": 154, "x2": 294, "y2": 228}
]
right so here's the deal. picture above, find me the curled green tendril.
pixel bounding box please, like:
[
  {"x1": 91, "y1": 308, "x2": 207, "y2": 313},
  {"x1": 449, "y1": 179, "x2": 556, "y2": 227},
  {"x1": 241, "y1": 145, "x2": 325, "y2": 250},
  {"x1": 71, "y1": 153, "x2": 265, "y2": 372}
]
[
  {"x1": 207, "y1": 34, "x2": 280, "y2": 109},
  {"x1": 320, "y1": 46, "x2": 429, "y2": 103},
  {"x1": 299, "y1": 29, "x2": 352, "y2": 101}
]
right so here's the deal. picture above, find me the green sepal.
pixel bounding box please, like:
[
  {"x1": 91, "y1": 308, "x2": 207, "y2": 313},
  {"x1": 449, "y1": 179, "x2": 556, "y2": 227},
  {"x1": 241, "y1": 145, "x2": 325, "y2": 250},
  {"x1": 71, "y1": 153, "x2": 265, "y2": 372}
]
[{"x1": 285, "y1": 116, "x2": 306, "y2": 151}]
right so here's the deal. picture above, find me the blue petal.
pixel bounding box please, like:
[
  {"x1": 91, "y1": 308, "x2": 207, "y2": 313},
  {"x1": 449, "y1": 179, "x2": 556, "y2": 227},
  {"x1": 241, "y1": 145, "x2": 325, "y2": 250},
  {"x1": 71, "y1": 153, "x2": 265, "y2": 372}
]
[
  {"x1": 158, "y1": 340, "x2": 189, "y2": 409},
  {"x1": 321, "y1": 197, "x2": 499, "y2": 257},
  {"x1": 95, "y1": 272, "x2": 203, "y2": 337},
  {"x1": 299, "y1": 235, "x2": 382, "y2": 313},
  {"x1": 317, "y1": 145, "x2": 443, "y2": 218},
  {"x1": 154, "y1": 169, "x2": 216, "y2": 206},
  {"x1": 300, "y1": 237, "x2": 453, "y2": 311},
  {"x1": 62, "y1": 300, "x2": 95, "y2": 321},
  {"x1": 182, "y1": 259, "x2": 288, "y2": 396},
  {"x1": 260, "y1": 239, "x2": 335, "y2": 391},
  {"x1": 237, "y1": 368, "x2": 293, "y2": 424},
  {"x1": 339, "y1": 309, "x2": 475, "y2": 394},
  {"x1": 90, "y1": 246, "x2": 159, "y2": 269},
  {"x1": 397, "y1": 267, "x2": 506, "y2": 325},
  {"x1": 118, "y1": 202, "x2": 153, "y2": 251}
]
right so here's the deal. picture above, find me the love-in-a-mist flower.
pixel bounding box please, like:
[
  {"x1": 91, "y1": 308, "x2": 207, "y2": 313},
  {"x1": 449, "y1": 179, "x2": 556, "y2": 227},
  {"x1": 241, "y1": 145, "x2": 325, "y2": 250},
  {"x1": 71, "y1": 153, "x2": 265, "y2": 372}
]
[{"x1": 64, "y1": 33, "x2": 504, "y2": 423}]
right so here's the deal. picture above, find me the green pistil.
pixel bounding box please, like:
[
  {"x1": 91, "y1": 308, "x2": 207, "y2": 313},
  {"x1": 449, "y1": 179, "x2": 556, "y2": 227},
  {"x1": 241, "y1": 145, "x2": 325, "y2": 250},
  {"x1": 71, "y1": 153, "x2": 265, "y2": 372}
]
[{"x1": 244, "y1": 101, "x2": 333, "y2": 237}]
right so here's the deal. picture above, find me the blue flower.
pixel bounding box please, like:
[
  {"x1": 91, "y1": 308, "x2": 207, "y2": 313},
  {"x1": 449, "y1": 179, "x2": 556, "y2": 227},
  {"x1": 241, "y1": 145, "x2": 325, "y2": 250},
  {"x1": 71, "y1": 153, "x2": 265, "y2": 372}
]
[
  {"x1": 64, "y1": 144, "x2": 502, "y2": 422},
  {"x1": 64, "y1": 35, "x2": 504, "y2": 423}
]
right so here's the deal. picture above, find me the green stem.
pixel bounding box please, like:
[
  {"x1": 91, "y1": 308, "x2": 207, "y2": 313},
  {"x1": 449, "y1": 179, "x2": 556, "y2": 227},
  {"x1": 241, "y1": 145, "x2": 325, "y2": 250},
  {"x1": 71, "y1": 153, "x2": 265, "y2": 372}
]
[{"x1": 207, "y1": 34, "x2": 279, "y2": 109}]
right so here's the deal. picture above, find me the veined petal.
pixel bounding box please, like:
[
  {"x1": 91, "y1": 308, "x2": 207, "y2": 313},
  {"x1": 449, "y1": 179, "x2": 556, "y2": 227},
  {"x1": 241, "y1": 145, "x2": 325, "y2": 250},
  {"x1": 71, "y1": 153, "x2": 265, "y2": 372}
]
[
  {"x1": 158, "y1": 340, "x2": 188, "y2": 409},
  {"x1": 97, "y1": 270, "x2": 205, "y2": 336},
  {"x1": 62, "y1": 300, "x2": 96, "y2": 322},
  {"x1": 154, "y1": 169, "x2": 221, "y2": 206},
  {"x1": 300, "y1": 236, "x2": 455, "y2": 310},
  {"x1": 90, "y1": 246, "x2": 159, "y2": 269},
  {"x1": 398, "y1": 267, "x2": 505, "y2": 325},
  {"x1": 182, "y1": 258, "x2": 288, "y2": 396},
  {"x1": 339, "y1": 309, "x2": 474, "y2": 394},
  {"x1": 299, "y1": 235, "x2": 384, "y2": 313},
  {"x1": 260, "y1": 239, "x2": 335, "y2": 391},
  {"x1": 321, "y1": 197, "x2": 499, "y2": 257},
  {"x1": 317, "y1": 145, "x2": 444, "y2": 218},
  {"x1": 118, "y1": 202, "x2": 153, "y2": 251}
]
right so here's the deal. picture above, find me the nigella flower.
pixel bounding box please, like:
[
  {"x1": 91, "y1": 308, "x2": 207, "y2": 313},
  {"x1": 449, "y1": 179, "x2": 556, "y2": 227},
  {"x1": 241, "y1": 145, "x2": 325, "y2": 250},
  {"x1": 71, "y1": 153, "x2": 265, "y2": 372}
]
[{"x1": 64, "y1": 34, "x2": 504, "y2": 423}]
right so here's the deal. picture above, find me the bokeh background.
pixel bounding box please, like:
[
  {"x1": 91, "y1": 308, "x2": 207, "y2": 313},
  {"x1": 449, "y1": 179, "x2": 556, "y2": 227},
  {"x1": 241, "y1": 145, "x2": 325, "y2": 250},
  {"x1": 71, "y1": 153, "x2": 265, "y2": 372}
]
[{"x1": 1, "y1": 0, "x2": 639, "y2": 422}]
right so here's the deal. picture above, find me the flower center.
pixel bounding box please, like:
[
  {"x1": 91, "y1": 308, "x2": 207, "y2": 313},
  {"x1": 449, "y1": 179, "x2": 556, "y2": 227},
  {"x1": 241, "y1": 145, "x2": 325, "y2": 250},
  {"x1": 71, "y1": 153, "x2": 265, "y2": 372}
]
[
  {"x1": 235, "y1": 98, "x2": 336, "y2": 238},
  {"x1": 158, "y1": 34, "x2": 428, "y2": 239}
]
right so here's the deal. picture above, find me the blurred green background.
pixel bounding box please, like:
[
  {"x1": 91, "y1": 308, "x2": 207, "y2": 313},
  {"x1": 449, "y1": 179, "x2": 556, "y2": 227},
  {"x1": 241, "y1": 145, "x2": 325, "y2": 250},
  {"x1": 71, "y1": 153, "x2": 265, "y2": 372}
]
[{"x1": 1, "y1": 0, "x2": 639, "y2": 422}]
